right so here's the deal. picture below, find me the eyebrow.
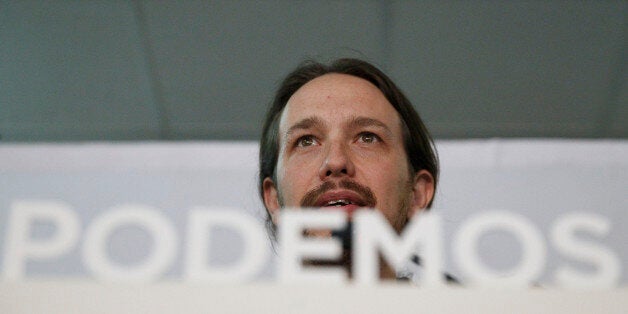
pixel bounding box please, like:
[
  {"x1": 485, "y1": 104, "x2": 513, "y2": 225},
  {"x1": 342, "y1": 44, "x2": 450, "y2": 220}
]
[
  {"x1": 349, "y1": 116, "x2": 390, "y2": 129},
  {"x1": 348, "y1": 117, "x2": 393, "y2": 136},
  {"x1": 285, "y1": 116, "x2": 326, "y2": 138},
  {"x1": 285, "y1": 116, "x2": 393, "y2": 140}
]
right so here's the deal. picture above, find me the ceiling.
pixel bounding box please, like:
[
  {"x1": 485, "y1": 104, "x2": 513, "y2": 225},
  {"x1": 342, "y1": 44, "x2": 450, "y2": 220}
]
[{"x1": 1, "y1": 1, "x2": 626, "y2": 142}]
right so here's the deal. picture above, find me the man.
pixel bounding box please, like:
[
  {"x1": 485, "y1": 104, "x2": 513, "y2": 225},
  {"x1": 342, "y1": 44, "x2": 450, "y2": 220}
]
[{"x1": 258, "y1": 58, "x2": 439, "y2": 279}]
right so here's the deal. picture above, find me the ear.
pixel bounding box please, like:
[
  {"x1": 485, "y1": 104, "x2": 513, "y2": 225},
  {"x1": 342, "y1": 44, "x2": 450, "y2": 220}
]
[
  {"x1": 407, "y1": 169, "x2": 435, "y2": 219},
  {"x1": 262, "y1": 177, "x2": 281, "y2": 224}
]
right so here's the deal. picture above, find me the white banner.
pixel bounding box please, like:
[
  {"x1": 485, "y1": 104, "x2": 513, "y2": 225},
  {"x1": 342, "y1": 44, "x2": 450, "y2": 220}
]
[{"x1": 0, "y1": 140, "x2": 626, "y2": 286}]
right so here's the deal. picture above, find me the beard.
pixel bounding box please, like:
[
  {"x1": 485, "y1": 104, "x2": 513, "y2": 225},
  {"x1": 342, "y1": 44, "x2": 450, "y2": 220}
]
[
  {"x1": 277, "y1": 177, "x2": 415, "y2": 278},
  {"x1": 276, "y1": 177, "x2": 415, "y2": 235}
]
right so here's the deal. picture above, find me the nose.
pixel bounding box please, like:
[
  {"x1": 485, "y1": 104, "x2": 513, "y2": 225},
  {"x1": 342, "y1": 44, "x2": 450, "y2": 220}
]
[{"x1": 318, "y1": 141, "x2": 355, "y2": 179}]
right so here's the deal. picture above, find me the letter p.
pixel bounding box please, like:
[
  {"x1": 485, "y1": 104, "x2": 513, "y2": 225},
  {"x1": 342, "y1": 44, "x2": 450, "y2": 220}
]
[{"x1": 3, "y1": 200, "x2": 80, "y2": 280}]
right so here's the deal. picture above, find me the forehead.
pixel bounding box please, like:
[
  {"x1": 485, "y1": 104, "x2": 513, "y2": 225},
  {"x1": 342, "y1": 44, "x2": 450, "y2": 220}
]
[{"x1": 279, "y1": 73, "x2": 402, "y2": 133}]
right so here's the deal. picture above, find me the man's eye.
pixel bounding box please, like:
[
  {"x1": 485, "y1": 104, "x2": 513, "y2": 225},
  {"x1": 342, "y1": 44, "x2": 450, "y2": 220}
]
[
  {"x1": 358, "y1": 132, "x2": 380, "y2": 143},
  {"x1": 296, "y1": 135, "x2": 317, "y2": 147}
]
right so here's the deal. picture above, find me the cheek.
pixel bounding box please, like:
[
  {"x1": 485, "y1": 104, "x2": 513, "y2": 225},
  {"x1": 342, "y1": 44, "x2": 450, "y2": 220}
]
[
  {"x1": 277, "y1": 159, "x2": 316, "y2": 206},
  {"x1": 366, "y1": 159, "x2": 412, "y2": 204}
]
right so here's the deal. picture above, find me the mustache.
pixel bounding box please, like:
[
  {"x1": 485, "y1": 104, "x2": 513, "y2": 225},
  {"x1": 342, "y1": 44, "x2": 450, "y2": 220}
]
[{"x1": 300, "y1": 179, "x2": 377, "y2": 208}]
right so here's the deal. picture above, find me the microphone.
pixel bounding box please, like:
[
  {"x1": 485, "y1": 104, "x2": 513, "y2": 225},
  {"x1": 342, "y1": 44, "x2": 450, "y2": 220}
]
[
  {"x1": 331, "y1": 222, "x2": 460, "y2": 284},
  {"x1": 331, "y1": 221, "x2": 353, "y2": 250}
]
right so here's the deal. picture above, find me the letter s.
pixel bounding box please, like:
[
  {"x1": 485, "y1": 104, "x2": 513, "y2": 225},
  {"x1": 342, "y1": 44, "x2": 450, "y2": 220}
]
[{"x1": 551, "y1": 213, "x2": 621, "y2": 288}]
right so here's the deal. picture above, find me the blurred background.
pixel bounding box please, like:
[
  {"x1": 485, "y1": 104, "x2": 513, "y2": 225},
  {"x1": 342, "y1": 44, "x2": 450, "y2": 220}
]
[{"x1": 1, "y1": 0, "x2": 626, "y2": 142}]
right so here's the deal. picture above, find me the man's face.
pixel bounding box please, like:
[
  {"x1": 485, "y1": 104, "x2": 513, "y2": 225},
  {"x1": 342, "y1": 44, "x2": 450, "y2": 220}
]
[{"x1": 263, "y1": 73, "x2": 434, "y2": 232}]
